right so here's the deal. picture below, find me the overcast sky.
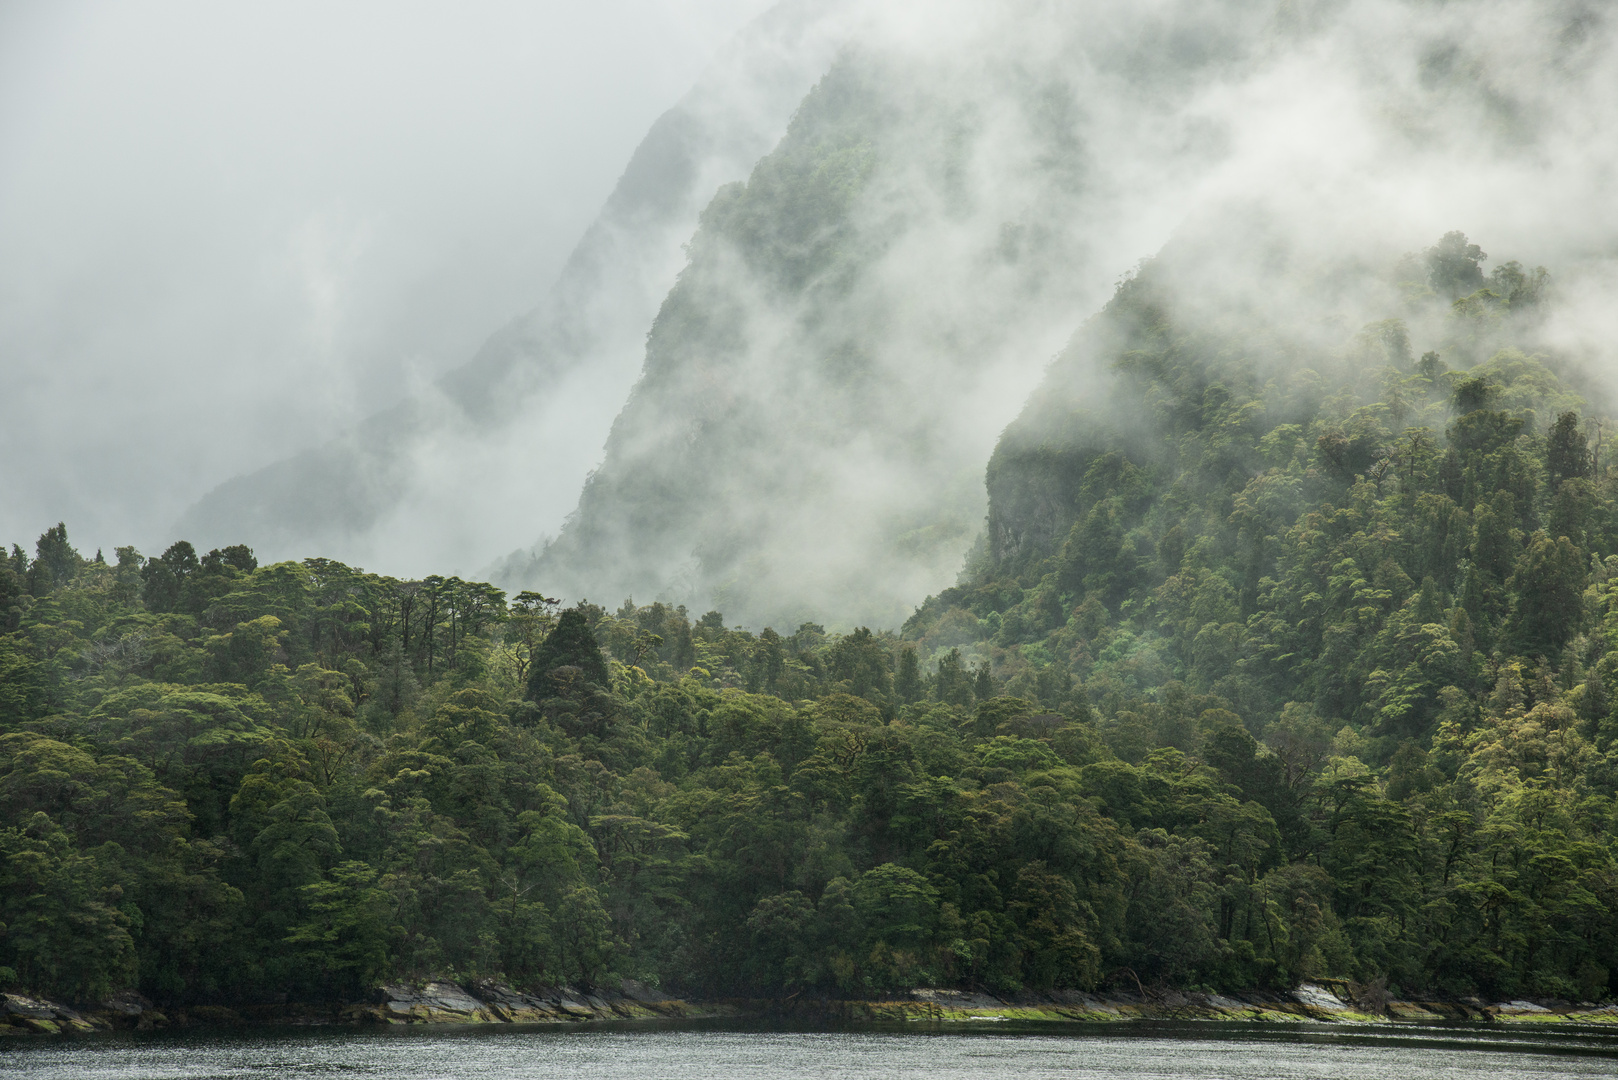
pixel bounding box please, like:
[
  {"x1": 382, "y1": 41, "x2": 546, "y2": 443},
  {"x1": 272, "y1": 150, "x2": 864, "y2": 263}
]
[{"x1": 0, "y1": 0, "x2": 776, "y2": 560}]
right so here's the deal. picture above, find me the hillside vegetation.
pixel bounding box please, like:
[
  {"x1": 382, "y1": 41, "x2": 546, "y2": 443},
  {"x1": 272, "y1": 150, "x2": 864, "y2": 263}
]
[
  {"x1": 506, "y1": 27, "x2": 1256, "y2": 628},
  {"x1": 2, "y1": 233, "x2": 1616, "y2": 1009}
]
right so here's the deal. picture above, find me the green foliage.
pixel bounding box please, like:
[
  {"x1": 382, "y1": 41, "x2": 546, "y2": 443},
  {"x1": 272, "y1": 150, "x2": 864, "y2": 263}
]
[
  {"x1": 912, "y1": 233, "x2": 1618, "y2": 1000},
  {"x1": 925, "y1": 233, "x2": 1618, "y2": 1003},
  {"x1": 1426, "y1": 231, "x2": 1487, "y2": 301},
  {"x1": 526, "y1": 607, "x2": 610, "y2": 698},
  {"x1": 1, "y1": 232, "x2": 1614, "y2": 1007}
]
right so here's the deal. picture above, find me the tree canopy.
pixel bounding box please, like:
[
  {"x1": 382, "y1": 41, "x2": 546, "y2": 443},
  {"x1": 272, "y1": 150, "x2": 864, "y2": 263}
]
[{"x1": 1, "y1": 233, "x2": 1615, "y2": 1008}]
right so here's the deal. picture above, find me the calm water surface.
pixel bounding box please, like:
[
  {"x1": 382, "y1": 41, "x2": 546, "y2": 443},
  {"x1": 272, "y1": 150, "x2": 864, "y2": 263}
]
[{"x1": 3, "y1": 1020, "x2": 1615, "y2": 1079}]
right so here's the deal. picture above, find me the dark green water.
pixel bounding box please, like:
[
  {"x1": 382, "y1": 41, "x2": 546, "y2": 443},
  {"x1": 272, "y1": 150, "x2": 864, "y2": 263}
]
[{"x1": 3, "y1": 1020, "x2": 1616, "y2": 1079}]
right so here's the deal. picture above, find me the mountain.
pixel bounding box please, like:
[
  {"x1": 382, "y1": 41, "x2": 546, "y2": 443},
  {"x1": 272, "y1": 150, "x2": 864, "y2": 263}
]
[
  {"x1": 172, "y1": 2, "x2": 845, "y2": 574},
  {"x1": 180, "y1": 1, "x2": 1618, "y2": 625},
  {"x1": 8, "y1": 0, "x2": 1618, "y2": 1013},
  {"x1": 908, "y1": 215, "x2": 1589, "y2": 721},
  {"x1": 498, "y1": 0, "x2": 1618, "y2": 628},
  {"x1": 8, "y1": 228, "x2": 1618, "y2": 1005},
  {"x1": 496, "y1": 1, "x2": 1278, "y2": 626}
]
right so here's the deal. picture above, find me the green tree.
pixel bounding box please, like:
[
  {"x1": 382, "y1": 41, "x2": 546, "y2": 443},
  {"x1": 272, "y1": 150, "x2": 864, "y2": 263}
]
[
  {"x1": 526, "y1": 607, "x2": 610, "y2": 699},
  {"x1": 24, "y1": 523, "x2": 79, "y2": 595},
  {"x1": 1426, "y1": 231, "x2": 1487, "y2": 300},
  {"x1": 1508, "y1": 534, "x2": 1585, "y2": 658},
  {"x1": 935, "y1": 648, "x2": 972, "y2": 706},
  {"x1": 285, "y1": 861, "x2": 398, "y2": 998},
  {"x1": 0, "y1": 815, "x2": 136, "y2": 1000},
  {"x1": 1547, "y1": 411, "x2": 1591, "y2": 487},
  {"x1": 827, "y1": 627, "x2": 892, "y2": 701},
  {"x1": 894, "y1": 645, "x2": 922, "y2": 704}
]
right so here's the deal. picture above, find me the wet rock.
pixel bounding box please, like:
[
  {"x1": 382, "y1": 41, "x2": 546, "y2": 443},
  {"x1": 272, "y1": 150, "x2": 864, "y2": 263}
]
[
  {"x1": 3, "y1": 994, "x2": 59, "y2": 1021},
  {"x1": 378, "y1": 982, "x2": 497, "y2": 1023},
  {"x1": 619, "y1": 979, "x2": 662, "y2": 1003},
  {"x1": 910, "y1": 988, "x2": 1007, "y2": 1010},
  {"x1": 420, "y1": 982, "x2": 486, "y2": 1015},
  {"x1": 362, "y1": 979, "x2": 682, "y2": 1025},
  {"x1": 1292, "y1": 984, "x2": 1351, "y2": 1012},
  {"x1": 467, "y1": 980, "x2": 570, "y2": 1022},
  {"x1": 2, "y1": 993, "x2": 103, "y2": 1034}
]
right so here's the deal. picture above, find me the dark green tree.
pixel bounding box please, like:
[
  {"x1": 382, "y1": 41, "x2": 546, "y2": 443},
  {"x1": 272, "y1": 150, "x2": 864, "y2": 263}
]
[
  {"x1": 935, "y1": 648, "x2": 972, "y2": 706},
  {"x1": 1508, "y1": 534, "x2": 1585, "y2": 658},
  {"x1": 24, "y1": 524, "x2": 78, "y2": 595},
  {"x1": 974, "y1": 661, "x2": 995, "y2": 702},
  {"x1": 142, "y1": 541, "x2": 200, "y2": 614},
  {"x1": 526, "y1": 607, "x2": 610, "y2": 699},
  {"x1": 1425, "y1": 230, "x2": 1487, "y2": 300},
  {"x1": 827, "y1": 627, "x2": 892, "y2": 700},
  {"x1": 1450, "y1": 377, "x2": 1497, "y2": 417},
  {"x1": 1547, "y1": 411, "x2": 1591, "y2": 487},
  {"x1": 894, "y1": 645, "x2": 922, "y2": 704}
]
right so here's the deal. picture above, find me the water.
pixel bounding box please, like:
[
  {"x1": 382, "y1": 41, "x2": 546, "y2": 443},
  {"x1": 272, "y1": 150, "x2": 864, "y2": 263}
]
[{"x1": 3, "y1": 1020, "x2": 1616, "y2": 1079}]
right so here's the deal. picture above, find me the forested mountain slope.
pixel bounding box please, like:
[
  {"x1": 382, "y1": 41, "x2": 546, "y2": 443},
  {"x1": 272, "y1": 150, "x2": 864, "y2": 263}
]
[
  {"x1": 3, "y1": 230, "x2": 1616, "y2": 1010},
  {"x1": 499, "y1": 5, "x2": 1275, "y2": 627},
  {"x1": 502, "y1": 0, "x2": 1618, "y2": 629},
  {"x1": 896, "y1": 227, "x2": 1618, "y2": 996},
  {"x1": 6, "y1": 0, "x2": 1618, "y2": 1022}
]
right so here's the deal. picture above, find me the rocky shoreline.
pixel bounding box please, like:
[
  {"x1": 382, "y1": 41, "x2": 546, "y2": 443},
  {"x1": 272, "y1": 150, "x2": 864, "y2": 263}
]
[{"x1": 5, "y1": 980, "x2": 1616, "y2": 1036}]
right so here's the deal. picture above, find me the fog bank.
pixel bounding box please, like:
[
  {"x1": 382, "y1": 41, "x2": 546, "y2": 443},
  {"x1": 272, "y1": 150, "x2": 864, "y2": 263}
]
[{"x1": 0, "y1": 0, "x2": 775, "y2": 563}]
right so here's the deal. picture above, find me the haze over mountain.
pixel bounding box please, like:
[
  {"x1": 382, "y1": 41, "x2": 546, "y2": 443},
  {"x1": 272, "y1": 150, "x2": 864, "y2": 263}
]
[
  {"x1": 25, "y1": 0, "x2": 1618, "y2": 629},
  {"x1": 499, "y1": 0, "x2": 1618, "y2": 627},
  {"x1": 0, "y1": 0, "x2": 780, "y2": 567},
  {"x1": 174, "y1": 2, "x2": 845, "y2": 576},
  {"x1": 9, "y1": 0, "x2": 1618, "y2": 1016}
]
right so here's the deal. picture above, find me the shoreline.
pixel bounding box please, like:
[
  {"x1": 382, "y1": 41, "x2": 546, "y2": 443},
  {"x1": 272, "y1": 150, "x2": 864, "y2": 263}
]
[{"x1": 5, "y1": 981, "x2": 1616, "y2": 1036}]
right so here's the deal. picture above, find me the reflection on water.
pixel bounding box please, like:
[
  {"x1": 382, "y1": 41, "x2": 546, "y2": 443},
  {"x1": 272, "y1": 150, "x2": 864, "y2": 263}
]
[{"x1": 2, "y1": 1020, "x2": 1616, "y2": 1080}]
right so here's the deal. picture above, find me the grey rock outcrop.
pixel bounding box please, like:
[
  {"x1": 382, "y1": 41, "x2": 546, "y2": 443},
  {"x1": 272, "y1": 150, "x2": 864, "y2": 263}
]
[
  {"x1": 0, "y1": 993, "x2": 107, "y2": 1035},
  {"x1": 357, "y1": 979, "x2": 690, "y2": 1025},
  {"x1": 379, "y1": 982, "x2": 498, "y2": 1023}
]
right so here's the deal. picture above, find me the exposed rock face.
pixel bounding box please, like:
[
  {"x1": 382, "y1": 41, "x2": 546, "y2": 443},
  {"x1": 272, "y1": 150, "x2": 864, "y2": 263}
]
[
  {"x1": 4, "y1": 979, "x2": 1618, "y2": 1034},
  {"x1": 1500, "y1": 999, "x2": 1554, "y2": 1014},
  {"x1": 0, "y1": 993, "x2": 107, "y2": 1035},
  {"x1": 1292, "y1": 984, "x2": 1352, "y2": 1012},
  {"x1": 351, "y1": 980, "x2": 696, "y2": 1025},
  {"x1": 378, "y1": 982, "x2": 496, "y2": 1023},
  {"x1": 0, "y1": 980, "x2": 699, "y2": 1035},
  {"x1": 860, "y1": 986, "x2": 1616, "y2": 1024},
  {"x1": 95, "y1": 989, "x2": 151, "y2": 1019}
]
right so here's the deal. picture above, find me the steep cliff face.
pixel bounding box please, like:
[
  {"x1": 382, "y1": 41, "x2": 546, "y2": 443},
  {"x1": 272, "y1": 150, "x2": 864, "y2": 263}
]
[
  {"x1": 502, "y1": 55, "x2": 1111, "y2": 626},
  {"x1": 983, "y1": 310, "x2": 1147, "y2": 574},
  {"x1": 502, "y1": 0, "x2": 1285, "y2": 626},
  {"x1": 980, "y1": 216, "x2": 1419, "y2": 582},
  {"x1": 902, "y1": 208, "x2": 1600, "y2": 731},
  {"x1": 173, "y1": 3, "x2": 842, "y2": 573}
]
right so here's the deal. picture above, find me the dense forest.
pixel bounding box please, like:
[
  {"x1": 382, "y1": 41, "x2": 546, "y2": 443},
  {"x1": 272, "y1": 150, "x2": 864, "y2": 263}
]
[{"x1": 2, "y1": 232, "x2": 1616, "y2": 1012}]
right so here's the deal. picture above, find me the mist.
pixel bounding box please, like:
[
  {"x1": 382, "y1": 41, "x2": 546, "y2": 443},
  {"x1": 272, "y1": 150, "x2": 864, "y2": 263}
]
[
  {"x1": 6, "y1": 0, "x2": 1618, "y2": 628},
  {"x1": 501, "y1": 0, "x2": 1618, "y2": 629},
  {"x1": 0, "y1": 0, "x2": 777, "y2": 564}
]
